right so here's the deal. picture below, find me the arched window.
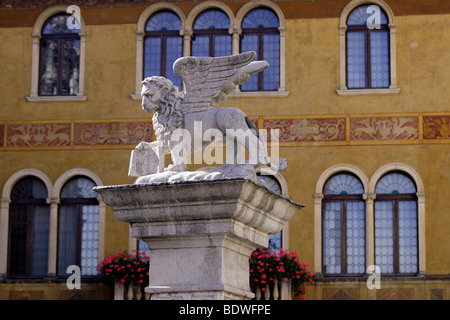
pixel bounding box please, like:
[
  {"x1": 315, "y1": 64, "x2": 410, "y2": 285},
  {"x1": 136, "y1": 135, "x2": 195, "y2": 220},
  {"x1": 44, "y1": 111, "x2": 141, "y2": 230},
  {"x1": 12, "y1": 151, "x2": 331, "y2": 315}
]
[
  {"x1": 57, "y1": 176, "x2": 99, "y2": 277},
  {"x1": 39, "y1": 13, "x2": 81, "y2": 96},
  {"x1": 374, "y1": 172, "x2": 418, "y2": 274},
  {"x1": 8, "y1": 177, "x2": 50, "y2": 278},
  {"x1": 322, "y1": 173, "x2": 365, "y2": 276},
  {"x1": 346, "y1": 4, "x2": 390, "y2": 89},
  {"x1": 144, "y1": 10, "x2": 183, "y2": 89},
  {"x1": 192, "y1": 9, "x2": 231, "y2": 57},
  {"x1": 240, "y1": 7, "x2": 280, "y2": 91}
]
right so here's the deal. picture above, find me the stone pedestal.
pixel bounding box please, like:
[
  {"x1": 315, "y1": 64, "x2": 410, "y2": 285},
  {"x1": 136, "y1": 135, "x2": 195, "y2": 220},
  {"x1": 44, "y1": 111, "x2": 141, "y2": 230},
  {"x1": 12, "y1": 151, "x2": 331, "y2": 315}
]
[{"x1": 95, "y1": 179, "x2": 302, "y2": 300}]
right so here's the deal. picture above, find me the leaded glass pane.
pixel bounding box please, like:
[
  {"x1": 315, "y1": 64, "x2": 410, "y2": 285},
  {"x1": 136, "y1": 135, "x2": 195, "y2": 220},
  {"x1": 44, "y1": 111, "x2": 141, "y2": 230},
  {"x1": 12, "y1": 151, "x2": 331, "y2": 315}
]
[
  {"x1": 61, "y1": 39, "x2": 80, "y2": 95},
  {"x1": 194, "y1": 9, "x2": 230, "y2": 29},
  {"x1": 11, "y1": 177, "x2": 48, "y2": 200},
  {"x1": 61, "y1": 177, "x2": 97, "y2": 199},
  {"x1": 323, "y1": 173, "x2": 364, "y2": 195},
  {"x1": 192, "y1": 9, "x2": 231, "y2": 58},
  {"x1": 263, "y1": 33, "x2": 280, "y2": 90},
  {"x1": 346, "y1": 201, "x2": 365, "y2": 274},
  {"x1": 39, "y1": 39, "x2": 60, "y2": 96},
  {"x1": 144, "y1": 37, "x2": 162, "y2": 77},
  {"x1": 323, "y1": 202, "x2": 342, "y2": 274},
  {"x1": 9, "y1": 204, "x2": 49, "y2": 277},
  {"x1": 39, "y1": 14, "x2": 80, "y2": 96},
  {"x1": 241, "y1": 33, "x2": 260, "y2": 54},
  {"x1": 240, "y1": 34, "x2": 259, "y2": 91},
  {"x1": 145, "y1": 11, "x2": 181, "y2": 31},
  {"x1": 375, "y1": 173, "x2": 416, "y2": 194},
  {"x1": 31, "y1": 205, "x2": 50, "y2": 276},
  {"x1": 81, "y1": 204, "x2": 99, "y2": 276},
  {"x1": 375, "y1": 201, "x2": 394, "y2": 273},
  {"x1": 214, "y1": 34, "x2": 232, "y2": 57},
  {"x1": 58, "y1": 203, "x2": 100, "y2": 276},
  {"x1": 8, "y1": 204, "x2": 29, "y2": 277},
  {"x1": 370, "y1": 30, "x2": 389, "y2": 88},
  {"x1": 9, "y1": 178, "x2": 50, "y2": 278},
  {"x1": 347, "y1": 31, "x2": 366, "y2": 89},
  {"x1": 347, "y1": 5, "x2": 388, "y2": 26},
  {"x1": 42, "y1": 13, "x2": 79, "y2": 34},
  {"x1": 242, "y1": 8, "x2": 279, "y2": 28},
  {"x1": 57, "y1": 204, "x2": 78, "y2": 276},
  {"x1": 398, "y1": 201, "x2": 418, "y2": 273},
  {"x1": 192, "y1": 35, "x2": 210, "y2": 57},
  {"x1": 59, "y1": 177, "x2": 99, "y2": 276},
  {"x1": 165, "y1": 37, "x2": 183, "y2": 88}
]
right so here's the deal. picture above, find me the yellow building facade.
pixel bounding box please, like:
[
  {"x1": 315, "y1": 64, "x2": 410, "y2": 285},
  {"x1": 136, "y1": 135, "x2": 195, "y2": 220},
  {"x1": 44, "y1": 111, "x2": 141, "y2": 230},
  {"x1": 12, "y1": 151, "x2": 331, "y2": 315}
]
[{"x1": 0, "y1": 0, "x2": 449, "y2": 300}]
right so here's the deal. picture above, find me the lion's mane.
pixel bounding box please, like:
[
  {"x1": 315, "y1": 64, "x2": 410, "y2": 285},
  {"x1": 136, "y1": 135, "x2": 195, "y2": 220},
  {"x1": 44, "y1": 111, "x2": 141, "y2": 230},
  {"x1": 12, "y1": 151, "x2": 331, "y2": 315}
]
[{"x1": 142, "y1": 76, "x2": 184, "y2": 149}]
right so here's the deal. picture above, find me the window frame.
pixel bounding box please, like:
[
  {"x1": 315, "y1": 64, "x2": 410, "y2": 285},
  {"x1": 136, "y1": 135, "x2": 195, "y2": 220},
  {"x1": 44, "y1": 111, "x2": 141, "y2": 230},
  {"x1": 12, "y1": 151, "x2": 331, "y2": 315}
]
[
  {"x1": 345, "y1": 22, "x2": 390, "y2": 90},
  {"x1": 234, "y1": 0, "x2": 287, "y2": 96},
  {"x1": 240, "y1": 23, "x2": 280, "y2": 91},
  {"x1": 38, "y1": 17, "x2": 81, "y2": 97},
  {"x1": 374, "y1": 174, "x2": 419, "y2": 276},
  {"x1": 132, "y1": 3, "x2": 186, "y2": 99},
  {"x1": 0, "y1": 169, "x2": 105, "y2": 280},
  {"x1": 143, "y1": 10, "x2": 183, "y2": 88},
  {"x1": 314, "y1": 164, "x2": 425, "y2": 279},
  {"x1": 143, "y1": 28, "x2": 182, "y2": 78},
  {"x1": 337, "y1": 0, "x2": 399, "y2": 96},
  {"x1": 132, "y1": 1, "x2": 288, "y2": 99},
  {"x1": 57, "y1": 195, "x2": 99, "y2": 279},
  {"x1": 55, "y1": 174, "x2": 102, "y2": 279},
  {"x1": 7, "y1": 177, "x2": 50, "y2": 279},
  {"x1": 0, "y1": 170, "x2": 53, "y2": 279},
  {"x1": 321, "y1": 176, "x2": 366, "y2": 277},
  {"x1": 191, "y1": 8, "x2": 232, "y2": 58},
  {"x1": 27, "y1": 5, "x2": 86, "y2": 102}
]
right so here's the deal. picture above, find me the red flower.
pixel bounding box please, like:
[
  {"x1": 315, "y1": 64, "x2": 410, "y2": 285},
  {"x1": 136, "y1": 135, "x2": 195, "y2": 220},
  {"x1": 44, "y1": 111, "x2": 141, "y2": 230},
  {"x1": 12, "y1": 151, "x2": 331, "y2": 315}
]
[
  {"x1": 249, "y1": 248, "x2": 314, "y2": 298},
  {"x1": 97, "y1": 250, "x2": 150, "y2": 287}
]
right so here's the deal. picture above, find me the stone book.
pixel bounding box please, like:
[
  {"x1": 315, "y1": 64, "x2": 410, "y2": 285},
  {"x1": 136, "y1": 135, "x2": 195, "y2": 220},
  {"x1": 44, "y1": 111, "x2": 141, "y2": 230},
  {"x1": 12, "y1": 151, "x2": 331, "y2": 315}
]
[{"x1": 128, "y1": 143, "x2": 163, "y2": 177}]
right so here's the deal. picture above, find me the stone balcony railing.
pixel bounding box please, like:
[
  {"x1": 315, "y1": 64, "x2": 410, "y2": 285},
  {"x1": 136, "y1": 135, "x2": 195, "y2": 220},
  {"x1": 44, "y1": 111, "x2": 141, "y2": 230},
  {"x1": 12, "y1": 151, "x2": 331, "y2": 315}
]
[
  {"x1": 114, "y1": 280, "x2": 150, "y2": 300},
  {"x1": 113, "y1": 279, "x2": 291, "y2": 300},
  {"x1": 254, "y1": 280, "x2": 291, "y2": 300}
]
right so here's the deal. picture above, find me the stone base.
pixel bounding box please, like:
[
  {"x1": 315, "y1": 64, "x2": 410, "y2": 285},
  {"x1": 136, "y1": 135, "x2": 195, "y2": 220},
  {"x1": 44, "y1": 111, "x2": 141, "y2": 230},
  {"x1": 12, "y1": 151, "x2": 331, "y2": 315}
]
[
  {"x1": 95, "y1": 179, "x2": 302, "y2": 300},
  {"x1": 147, "y1": 286, "x2": 254, "y2": 300},
  {"x1": 142, "y1": 234, "x2": 256, "y2": 300}
]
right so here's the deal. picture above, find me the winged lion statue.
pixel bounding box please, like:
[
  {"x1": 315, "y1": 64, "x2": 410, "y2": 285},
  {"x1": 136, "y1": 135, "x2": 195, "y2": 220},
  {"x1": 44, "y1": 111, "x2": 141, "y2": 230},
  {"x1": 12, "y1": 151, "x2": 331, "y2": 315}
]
[{"x1": 129, "y1": 51, "x2": 286, "y2": 183}]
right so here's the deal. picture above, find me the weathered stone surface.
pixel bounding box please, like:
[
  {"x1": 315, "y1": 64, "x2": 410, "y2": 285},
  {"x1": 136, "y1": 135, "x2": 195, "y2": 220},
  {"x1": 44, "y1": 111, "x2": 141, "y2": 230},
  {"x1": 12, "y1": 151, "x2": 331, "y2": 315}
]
[
  {"x1": 95, "y1": 179, "x2": 302, "y2": 300},
  {"x1": 129, "y1": 51, "x2": 287, "y2": 179}
]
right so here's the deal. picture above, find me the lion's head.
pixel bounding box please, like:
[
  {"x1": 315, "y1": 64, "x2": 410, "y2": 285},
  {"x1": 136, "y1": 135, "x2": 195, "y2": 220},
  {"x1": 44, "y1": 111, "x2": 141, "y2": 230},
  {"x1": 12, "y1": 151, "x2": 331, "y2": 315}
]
[{"x1": 141, "y1": 76, "x2": 184, "y2": 146}]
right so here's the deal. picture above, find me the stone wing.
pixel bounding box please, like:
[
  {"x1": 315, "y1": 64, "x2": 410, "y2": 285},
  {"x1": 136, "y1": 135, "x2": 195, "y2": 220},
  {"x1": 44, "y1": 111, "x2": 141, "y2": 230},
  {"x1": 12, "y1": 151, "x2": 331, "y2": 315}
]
[{"x1": 173, "y1": 51, "x2": 268, "y2": 113}]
